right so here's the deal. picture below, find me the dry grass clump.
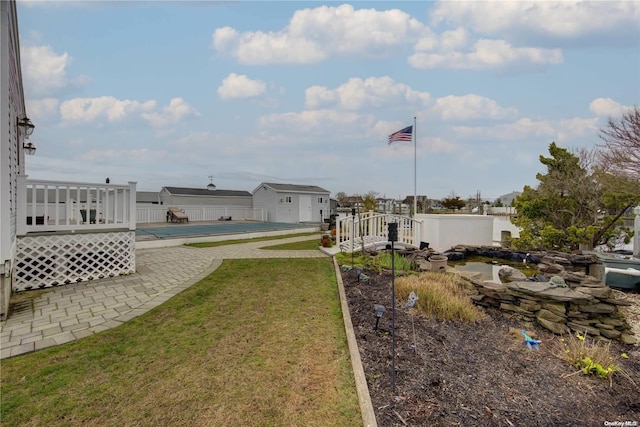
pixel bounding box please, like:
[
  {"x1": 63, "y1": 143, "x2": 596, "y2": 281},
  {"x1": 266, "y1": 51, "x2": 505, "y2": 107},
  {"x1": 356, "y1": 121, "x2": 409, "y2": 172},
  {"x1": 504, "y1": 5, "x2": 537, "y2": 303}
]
[{"x1": 396, "y1": 272, "x2": 486, "y2": 323}]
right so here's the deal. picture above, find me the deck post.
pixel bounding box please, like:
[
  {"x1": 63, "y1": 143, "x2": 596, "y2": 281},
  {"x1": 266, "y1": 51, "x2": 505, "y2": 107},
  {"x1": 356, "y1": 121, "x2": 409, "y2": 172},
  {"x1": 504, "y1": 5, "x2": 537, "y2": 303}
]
[{"x1": 128, "y1": 182, "x2": 137, "y2": 230}]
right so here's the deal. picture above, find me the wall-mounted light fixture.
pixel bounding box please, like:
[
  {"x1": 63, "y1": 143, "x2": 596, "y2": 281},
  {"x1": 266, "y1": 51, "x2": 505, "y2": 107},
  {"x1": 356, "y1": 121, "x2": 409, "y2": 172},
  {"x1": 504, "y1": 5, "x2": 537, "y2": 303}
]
[
  {"x1": 17, "y1": 116, "x2": 36, "y2": 155},
  {"x1": 17, "y1": 116, "x2": 35, "y2": 137},
  {"x1": 23, "y1": 141, "x2": 36, "y2": 155}
]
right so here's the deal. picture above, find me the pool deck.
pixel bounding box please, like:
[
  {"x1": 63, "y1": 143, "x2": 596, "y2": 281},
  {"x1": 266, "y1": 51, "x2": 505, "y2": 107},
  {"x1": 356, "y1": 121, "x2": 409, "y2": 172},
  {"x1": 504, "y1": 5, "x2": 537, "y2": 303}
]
[{"x1": 135, "y1": 220, "x2": 322, "y2": 249}]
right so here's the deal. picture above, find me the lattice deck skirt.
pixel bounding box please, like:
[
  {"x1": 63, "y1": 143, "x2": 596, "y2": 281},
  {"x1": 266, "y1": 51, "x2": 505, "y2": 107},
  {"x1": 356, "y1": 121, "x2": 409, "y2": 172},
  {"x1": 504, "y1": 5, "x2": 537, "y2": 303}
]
[{"x1": 14, "y1": 231, "x2": 136, "y2": 291}]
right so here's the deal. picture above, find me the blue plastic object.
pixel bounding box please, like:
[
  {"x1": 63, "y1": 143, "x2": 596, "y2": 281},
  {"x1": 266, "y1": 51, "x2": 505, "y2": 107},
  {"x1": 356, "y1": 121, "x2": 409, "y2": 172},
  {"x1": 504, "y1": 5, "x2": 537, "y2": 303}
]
[{"x1": 521, "y1": 330, "x2": 541, "y2": 350}]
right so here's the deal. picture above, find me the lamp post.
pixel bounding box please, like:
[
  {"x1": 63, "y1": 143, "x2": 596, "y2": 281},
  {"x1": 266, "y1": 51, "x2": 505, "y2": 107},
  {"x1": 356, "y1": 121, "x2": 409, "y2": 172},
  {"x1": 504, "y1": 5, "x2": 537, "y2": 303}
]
[
  {"x1": 351, "y1": 208, "x2": 356, "y2": 266},
  {"x1": 634, "y1": 206, "x2": 640, "y2": 258},
  {"x1": 374, "y1": 304, "x2": 385, "y2": 330},
  {"x1": 388, "y1": 222, "x2": 398, "y2": 395}
]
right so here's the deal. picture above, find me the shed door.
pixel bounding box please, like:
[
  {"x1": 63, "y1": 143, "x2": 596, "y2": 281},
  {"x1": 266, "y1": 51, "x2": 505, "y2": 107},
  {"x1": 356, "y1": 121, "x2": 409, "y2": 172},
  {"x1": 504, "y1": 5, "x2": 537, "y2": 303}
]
[{"x1": 299, "y1": 195, "x2": 312, "y2": 222}]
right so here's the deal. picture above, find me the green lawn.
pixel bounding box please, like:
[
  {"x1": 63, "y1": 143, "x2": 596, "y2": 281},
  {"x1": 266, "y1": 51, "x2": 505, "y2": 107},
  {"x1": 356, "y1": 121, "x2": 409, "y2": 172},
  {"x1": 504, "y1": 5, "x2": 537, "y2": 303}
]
[
  {"x1": 1, "y1": 258, "x2": 360, "y2": 426},
  {"x1": 259, "y1": 238, "x2": 321, "y2": 250},
  {"x1": 185, "y1": 232, "x2": 319, "y2": 248}
]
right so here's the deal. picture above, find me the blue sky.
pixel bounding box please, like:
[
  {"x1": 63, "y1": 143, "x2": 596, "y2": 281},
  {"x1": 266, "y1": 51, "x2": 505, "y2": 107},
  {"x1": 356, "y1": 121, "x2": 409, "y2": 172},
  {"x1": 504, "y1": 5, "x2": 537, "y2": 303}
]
[{"x1": 17, "y1": 0, "x2": 640, "y2": 201}]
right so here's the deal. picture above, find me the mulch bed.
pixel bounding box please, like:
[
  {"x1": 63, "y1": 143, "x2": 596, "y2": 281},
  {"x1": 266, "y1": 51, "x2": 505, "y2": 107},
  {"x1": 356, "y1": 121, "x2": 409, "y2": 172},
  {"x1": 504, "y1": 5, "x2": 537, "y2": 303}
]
[{"x1": 342, "y1": 268, "x2": 640, "y2": 427}]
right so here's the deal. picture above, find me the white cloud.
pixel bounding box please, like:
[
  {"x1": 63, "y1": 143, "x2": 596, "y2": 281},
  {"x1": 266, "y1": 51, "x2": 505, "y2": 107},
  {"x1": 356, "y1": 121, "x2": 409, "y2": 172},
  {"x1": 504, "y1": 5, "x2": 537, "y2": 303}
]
[
  {"x1": 306, "y1": 76, "x2": 430, "y2": 110},
  {"x1": 414, "y1": 27, "x2": 470, "y2": 52},
  {"x1": 430, "y1": 1, "x2": 640, "y2": 41},
  {"x1": 409, "y1": 38, "x2": 562, "y2": 70},
  {"x1": 21, "y1": 45, "x2": 90, "y2": 96},
  {"x1": 21, "y1": 45, "x2": 71, "y2": 95},
  {"x1": 422, "y1": 136, "x2": 457, "y2": 153},
  {"x1": 78, "y1": 148, "x2": 167, "y2": 163},
  {"x1": 589, "y1": 98, "x2": 631, "y2": 117},
  {"x1": 430, "y1": 94, "x2": 518, "y2": 121},
  {"x1": 212, "y1": 4, "x2": 425, "y2": 64},
  {"x1": 259, "y1": 109, "x2": 371, "y2": 135},
  {"x1": 453, "y1": 117, "x2": 599, "y2": 141},
  {"x1": 218, "y1": 73, "x2": 266, "y2": 100},
  {"x1": 142, "y1": 98, "x2": 200, "y2": 127},
  {"x1": 60, "y1": 96, "x2": 156, "y2": 122},
  {"x1": 26, "y1": 98, "x2": 59, "y2": 121}
]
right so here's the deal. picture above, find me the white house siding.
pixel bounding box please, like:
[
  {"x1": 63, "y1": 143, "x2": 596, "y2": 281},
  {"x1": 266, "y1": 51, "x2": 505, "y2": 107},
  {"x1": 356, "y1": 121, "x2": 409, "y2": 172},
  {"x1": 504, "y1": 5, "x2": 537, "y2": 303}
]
[
  {"x1": 252, "y1": 185, "x2": 278, "y2": 222},
  {"x1": 276, "y1": 193, "x2": 301, "y2": 223},
  {"x1": 158, "y1": 188, "x2": 252, "y2": 207},
  {"x1": 252, "y1": 183, "x2": 331, "y2": 223},
  {"x1": 416, "y1": 214, "x2": 494, "y2": 253},
  {"x1": 162, "y1": 194, "x2": 252, "y2": 207},
  {"x1": 1, "y1": 0, "x2": 26, "y2": 318}
]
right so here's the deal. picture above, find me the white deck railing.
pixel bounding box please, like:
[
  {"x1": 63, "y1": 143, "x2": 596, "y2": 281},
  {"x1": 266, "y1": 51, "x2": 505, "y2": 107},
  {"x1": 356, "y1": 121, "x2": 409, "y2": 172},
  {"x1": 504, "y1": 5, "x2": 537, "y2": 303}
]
[
  {"x1": 16, "y1": 175, "x2": 137, "y2": 235},
  {"x1": 336, "y1": 211, "x2": 422, "y2": 252}
]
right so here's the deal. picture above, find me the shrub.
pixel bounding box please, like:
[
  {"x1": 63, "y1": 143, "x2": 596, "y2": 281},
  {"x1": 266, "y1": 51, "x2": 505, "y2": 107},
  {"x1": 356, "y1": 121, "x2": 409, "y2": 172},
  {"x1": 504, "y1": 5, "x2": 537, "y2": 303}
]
[
  {"x1": 559, "y1": 332, "x2": 619, "y2": 383},
  {"x1": 396, "y1": 272, "x2": 485, "y2": 323},
  {"x1": 335, "y1": 252, "x2": 369, "y2": 269},
  {"x1": 371, "y1": 251, "x2": 413, "y2": 273},
  {"x1": 335, "y1": 250, "x2": 413, "y2": 272}
]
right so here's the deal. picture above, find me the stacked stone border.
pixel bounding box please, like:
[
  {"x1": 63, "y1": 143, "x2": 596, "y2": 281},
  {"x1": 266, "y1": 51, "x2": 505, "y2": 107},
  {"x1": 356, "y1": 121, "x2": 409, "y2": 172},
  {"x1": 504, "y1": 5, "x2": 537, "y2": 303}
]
[{"x1": 443, "y1": 246, "x2": 636, "y2": 345}]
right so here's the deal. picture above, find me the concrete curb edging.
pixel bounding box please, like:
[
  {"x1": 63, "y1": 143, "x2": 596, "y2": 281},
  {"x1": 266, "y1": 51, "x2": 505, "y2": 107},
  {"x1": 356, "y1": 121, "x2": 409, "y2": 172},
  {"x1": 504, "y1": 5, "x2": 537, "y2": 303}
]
[{"x1": 333, "y1": 257, "x2": 378, "y2": 427}]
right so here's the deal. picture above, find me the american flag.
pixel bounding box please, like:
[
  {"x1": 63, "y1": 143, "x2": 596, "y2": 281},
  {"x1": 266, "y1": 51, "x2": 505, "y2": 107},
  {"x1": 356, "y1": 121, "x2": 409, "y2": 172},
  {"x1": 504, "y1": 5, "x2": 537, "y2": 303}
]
[{"x1": 388, "y1": 126, "x2": 413, "y2": 144}]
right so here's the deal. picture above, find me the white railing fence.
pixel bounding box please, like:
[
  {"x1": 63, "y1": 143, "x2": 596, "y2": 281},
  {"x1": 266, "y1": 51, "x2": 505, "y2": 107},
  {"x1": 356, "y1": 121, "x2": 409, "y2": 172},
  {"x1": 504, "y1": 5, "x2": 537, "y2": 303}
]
[
  {"x1": 17, "y1": 176, "x2": 136, "y2": 236},
  {"x1": 336, "y1": 211, "x2": 422, "y2": 252}
]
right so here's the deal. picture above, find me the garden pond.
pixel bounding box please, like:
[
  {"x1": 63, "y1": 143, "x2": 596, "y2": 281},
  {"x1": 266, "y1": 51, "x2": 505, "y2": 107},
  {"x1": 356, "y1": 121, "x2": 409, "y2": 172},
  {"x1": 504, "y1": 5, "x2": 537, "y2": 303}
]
[{"x1": 448, "y1": 256, "x2": 538, "y2": 282}]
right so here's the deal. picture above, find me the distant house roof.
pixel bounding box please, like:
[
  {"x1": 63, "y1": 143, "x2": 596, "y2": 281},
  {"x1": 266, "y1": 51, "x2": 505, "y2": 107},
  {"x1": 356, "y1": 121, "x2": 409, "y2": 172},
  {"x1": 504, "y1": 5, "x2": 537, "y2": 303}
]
[
  {"x1": 254, "y1": 182, "x2": 330, "y2": 194},
  {"x1": 497, "y1": 191, "x2": 522, "y2": 205},
  {"x1": 162, "y1": 186, "x2": 252, "y2": 197}
]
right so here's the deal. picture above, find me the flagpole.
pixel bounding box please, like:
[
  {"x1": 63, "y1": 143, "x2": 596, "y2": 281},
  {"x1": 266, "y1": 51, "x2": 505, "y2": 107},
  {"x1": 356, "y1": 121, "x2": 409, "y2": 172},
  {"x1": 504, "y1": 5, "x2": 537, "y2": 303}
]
[{"x1": 413, "y1": 116, "x2": 417, "y2": 217}]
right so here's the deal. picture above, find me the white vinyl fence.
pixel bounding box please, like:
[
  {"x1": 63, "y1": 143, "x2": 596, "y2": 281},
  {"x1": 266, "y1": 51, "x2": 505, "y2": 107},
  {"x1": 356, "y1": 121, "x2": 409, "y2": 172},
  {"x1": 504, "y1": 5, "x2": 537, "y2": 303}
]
[{"x1": 136, "y1": 205, "x2": 267, "y2": 223}]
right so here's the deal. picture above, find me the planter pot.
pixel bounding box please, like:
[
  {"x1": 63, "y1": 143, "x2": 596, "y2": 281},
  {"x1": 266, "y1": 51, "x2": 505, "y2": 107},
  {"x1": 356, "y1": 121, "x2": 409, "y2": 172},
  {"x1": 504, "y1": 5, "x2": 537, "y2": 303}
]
[{"x1": 429, "y1": 255, "x2": 448, "y2": 272}]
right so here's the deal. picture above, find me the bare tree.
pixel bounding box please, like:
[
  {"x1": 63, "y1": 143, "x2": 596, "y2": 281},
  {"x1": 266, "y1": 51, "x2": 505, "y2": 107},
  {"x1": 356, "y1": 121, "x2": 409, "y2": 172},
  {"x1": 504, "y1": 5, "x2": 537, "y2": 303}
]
[{"x1": 598, "y1": 106, "x2": 640, "y2": 178}]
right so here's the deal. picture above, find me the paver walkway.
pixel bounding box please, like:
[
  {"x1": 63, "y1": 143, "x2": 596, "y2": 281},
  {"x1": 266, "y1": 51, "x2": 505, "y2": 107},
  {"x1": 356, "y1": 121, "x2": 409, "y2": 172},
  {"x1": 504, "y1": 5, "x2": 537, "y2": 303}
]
[{"x1": 0, "y1": 235, "x2": 326, "y2": 359}]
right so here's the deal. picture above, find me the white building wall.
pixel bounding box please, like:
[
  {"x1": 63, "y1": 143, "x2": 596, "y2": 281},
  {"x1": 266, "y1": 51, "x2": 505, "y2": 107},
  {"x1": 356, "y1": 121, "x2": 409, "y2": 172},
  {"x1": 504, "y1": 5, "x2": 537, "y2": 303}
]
[
  {"x1": 492, "y1": 216, "x2": 521, "y2": 242},
  {"x1": 312, "y1": 194, "x2": 330, "y2": 222},
  {"x1": 1, "y1": 0, "x2": 26, "y2": 319},
  {"x1": 252, "y1": 186, "x2": 278, "y2": 222},
  {"x1": 275, "y1": 192, "x2": 300, "y2": 223},
  {"x1": 160, "y1": 193, "x2": 252, "y2": 207},
  {"x1": 252, "y1": 185, "x2": 330, "y2": 223},
  {"x1": 416, "y1": 214, "x2": 494, "y2": 253}
]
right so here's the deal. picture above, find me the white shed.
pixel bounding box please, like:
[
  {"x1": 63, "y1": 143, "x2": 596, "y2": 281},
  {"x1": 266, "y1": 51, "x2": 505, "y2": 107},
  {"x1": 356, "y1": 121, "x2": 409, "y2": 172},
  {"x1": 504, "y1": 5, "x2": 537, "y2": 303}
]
[{"x1": 252, "y1": 183, "x2": 331, "y2": 223}]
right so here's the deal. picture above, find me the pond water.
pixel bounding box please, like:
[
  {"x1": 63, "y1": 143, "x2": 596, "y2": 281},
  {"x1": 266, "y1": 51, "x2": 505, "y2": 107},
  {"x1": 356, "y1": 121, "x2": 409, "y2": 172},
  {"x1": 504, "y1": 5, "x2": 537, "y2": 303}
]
[
  {"x1": 450, "y1": 261, "x2": 503, "y2": 282},
  {"x1": 449, "y1": 257, "x2": 537, "y2": 283}
]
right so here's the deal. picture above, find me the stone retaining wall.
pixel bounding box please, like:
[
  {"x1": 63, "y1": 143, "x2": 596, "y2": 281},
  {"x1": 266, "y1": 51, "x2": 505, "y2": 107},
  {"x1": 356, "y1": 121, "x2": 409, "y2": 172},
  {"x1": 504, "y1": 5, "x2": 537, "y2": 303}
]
[
  {"x1": 390, "y1": 245, "x2": 636, "y2": 344},
  {"x1": 458, "y1": 275, "x2": 636, "y2": 345}
]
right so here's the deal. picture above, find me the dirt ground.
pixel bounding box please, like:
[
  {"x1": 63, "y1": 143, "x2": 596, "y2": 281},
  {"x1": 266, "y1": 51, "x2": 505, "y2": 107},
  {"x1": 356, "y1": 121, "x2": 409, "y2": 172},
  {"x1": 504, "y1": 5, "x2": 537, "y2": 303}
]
[{"x1": 342, "y1": 268, "x2": 640, "y2": 427}]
